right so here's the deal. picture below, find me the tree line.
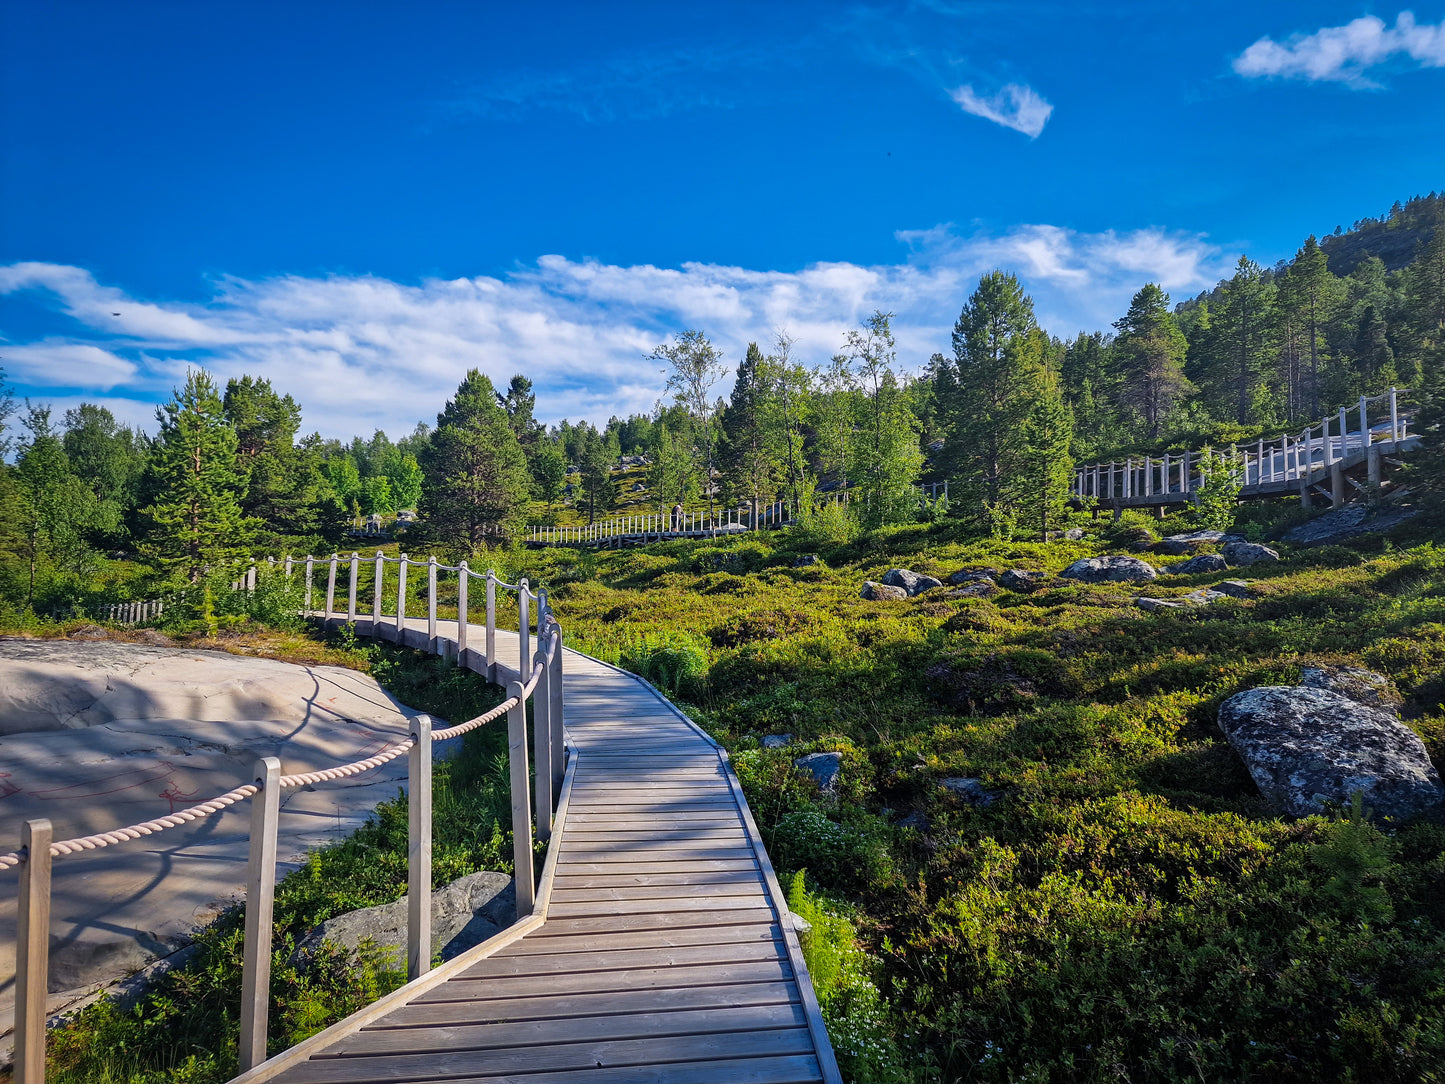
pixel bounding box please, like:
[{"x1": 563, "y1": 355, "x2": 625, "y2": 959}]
[{"x1": 1, "y1": 192, "x2": 1440, "y2": 614}]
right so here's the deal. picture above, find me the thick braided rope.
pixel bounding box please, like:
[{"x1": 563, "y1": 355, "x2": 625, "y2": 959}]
[{"x1": 0, "y1": 630, "x2": 558, "y2": 870}]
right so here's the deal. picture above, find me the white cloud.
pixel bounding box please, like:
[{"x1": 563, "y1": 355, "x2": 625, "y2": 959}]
[
  {"x1": 948, "y1": 82, "x2": 1053, "y2": 137},
  {"x1": 1233, "y1": 11, "x2": 1445, "y2": 87},
  {"x1": 1, "y1": 227, "x2": 1224, "y2": 438}
]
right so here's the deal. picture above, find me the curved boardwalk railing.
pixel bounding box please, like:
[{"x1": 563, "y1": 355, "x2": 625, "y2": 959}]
[
  {"x1": 1073, "y1": 386, "x2": 1415, "y2": 509},
  {"x1": 5, "y1": 554, "x2": 840, "y2": 1084}
]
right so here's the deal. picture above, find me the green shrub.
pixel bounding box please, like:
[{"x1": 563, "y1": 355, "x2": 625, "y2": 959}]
[{"x1": 618, "y1": 629, "x2": 709, "y2": 699}]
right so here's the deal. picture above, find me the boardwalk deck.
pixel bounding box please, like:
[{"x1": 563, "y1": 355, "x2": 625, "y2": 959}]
[{"x1": 235, "y1": 621, "x2": 839, "y2": 1084}]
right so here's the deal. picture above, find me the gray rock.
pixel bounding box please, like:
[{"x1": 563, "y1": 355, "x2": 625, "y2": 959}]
[
  {"x1": 1283, "y1": 504, "x2": 1419, "y2": 547},
  {"x1": 860, "y1": 580, "x2": 908, "y2": 601},
  {"x1": 1222, "y1": 541, "x2": 1280, "y2": 567},
  {"x1": 1167, "y1": 554, "x2": 1228, "y2": 575},
  {"x1": 949, "y1": 568, "x2": 1000, "y2": 585},
  {"x1": 1183, "y1": 588, "x2": 1229, "y2": 605},
  {"x1": 791, "y1": 554, "x2": 822, "y2": 568},
  {"x1": 1157, "y1": 529, "x2": 1225, "y2": 556},
  {"x1": 1063, "y1": 527, "x2": 1086, "y2": 540},
  {"x1": 939, "y1": 777, "x2": 1000, "y2": 806},
  {"x1": 999, "y1": 569, "x2": 1046, "y2": 592},
  {"x1": 293, "y1": 871, "x2": 515, "y2": 970},
  {"x1": 944, "y1": 582, "x2": 999, "y2": 600},
  {"x1": 881, "y1": 568, "x2": 944, "y2": 596},
  {"x1": 895, "y1": 810, "x2": 930, "y2": 832},
  {"x1": 794, "y1": 751, "x2": 843, "y2": 793},
  {"x1": 1300, "y1": 666, "x2": 1403, "y2": 713},
  {"x1": 1135, "y1": 597, "x2": 1190, "y2": 612},
  {"x1": 1217, "y1": 686, "x2": 1444, "y2": 819},
  {"x1": 1214, "y1": 579, "x2": 1255, "y2": 599},
  {"x1": 1060, "y1": 555, "x2": 1158, "y2": 583},
  {"x1": 68, "y1": 624, "x2": 112, "y2": 640},
  {"x1": 761, "y1": 734, "x2": 793, "y2": 749}
]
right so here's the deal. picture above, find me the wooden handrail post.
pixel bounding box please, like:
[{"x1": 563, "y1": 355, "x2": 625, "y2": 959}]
[
  {"x1": 519, "y1": 579, "x2": 531, "y2": 678},
  {"x1": 284, "y1": 555, "x2": 293, "y2": 579},
  {"x1": 408, "y1": 714, "x2": 433, "y2": 981},
  {"x1": 373, "y1": 551, "x2": 384, "y2": 632},
  {"x1": 325, "y1": 555, "x2": 338, "y2": 621},
  {"x1": 1390, "y1": 387, "x2": 1400, "y2": 441},
  {"x1": 506, "y1": 680, "x2": 535, "y2": 914},
  {"x1": 533, "y1": 640, "x2": 552, "y2": 842},
  {"x1": 427, "y1": 556, "x2": 438, "y2": 653},
  {"x1": 1338, "y1": 407, "x2": 1348, "y2": 457},
  {"x1": 550, "y1": 623, "x2": 565, "y2": 798},
  {"x1": 396, "y1": 555, "x2": 409, "y2": 645},
  {"x1": 457, "y1": 561, "x2": 469, "y2": 658},
  {"x1": 486, "y1": 570, "x2": 497, "y2": 682},
  {"x1": 348, "y1": 552, "x2": 359, "y2": 623},
  {"x1": 16, "y1": 818, "x2": 53, "y2": 1084},
  {"x1": 239, "y1": 757, "x2": 281, "y2": 1074},
  {"x1": 304, "y1": 556, "x2": 314, "y2": 612},
  {"x1": 1360, "y1": 395, "x2": 1369, "y2": 445}
]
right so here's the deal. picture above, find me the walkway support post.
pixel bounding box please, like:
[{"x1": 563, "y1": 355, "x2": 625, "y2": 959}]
[
  {"x1": 507, "y1": 680, "x2": 535, "y2": 915},
  {"x1": 239, "y1": 757, "x2": 281, "y2": 1074},
  {"x1": 395, "y1": 556, "x2": 408, "y2": 645},
  {"x1": 15, "y1": 818, "x2": 52, "y2": 1084},
  {"x1": 1331, "y1": 461, "x2": 1346, "y2": 508},
  {"x1": 1368, "y1": 445, "x2": 1382, "y2": 486},
  {"x1": 486, "y1": 570, "x2": 497, "y2": 681},
  {"x1": 407, "y1": 714, "x2": 432, "y2": 982}
]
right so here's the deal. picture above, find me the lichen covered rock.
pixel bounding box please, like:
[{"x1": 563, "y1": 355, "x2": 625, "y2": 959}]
[
  {"x1": 882, "y1": 568, "x2": 943, "y2": 596},
  {"x1": 860, "y1": 580, "x2": 908, "y2": 601},
  {"x1": 1060, "y1": 555, "x2": 1158, "y2": 583}
]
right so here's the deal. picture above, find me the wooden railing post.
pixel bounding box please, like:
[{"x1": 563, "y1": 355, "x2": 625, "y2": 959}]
[
  {"x1": 396, "y1": 555, "x2": 408, "y2": 645},
  {"x1": 1360, "y1": 395, "x2": 1369, "y2": 444},
  {"x1": 15, "y1": 818, "x2": 52, "y2": 1084},
  {"x1": 1338, "y1": 407, "x2": 1348, "y2": 457},
  {"x1": 325, "y1": 555, "x2": 338, "y2": 621},
  {"x1": 1390, "y1": 387, "x2": 1400, "y2": 440},
  {"x1": 348, "y1": 552, "x2": 359, "y2": 623},
  {"x1": 550, "y1": 621, "x2": 565, "y2": 798},
  {"x1": 304, "y1": 556, "x2": 314, "y2": 612},
  {"x1": 239, "y1": 757, "x2": 281, "y2": 1074},
  {"x1": 457, "y1": 561, "x2": 469, "y2": 658},
  {"x1": 427, "y1": 556, "x2": 438, "y2": 653},
  {"x1": 373, "y1": 551, "x2": 385, "y2": 632},
  {"x1": 519, "y1": 579, "x2": 531, "y2": 678},
  {"x1": 534, "y1": 641, "x2": 552, "y2": 843},
  {"x1": 486, "y1": 570, "x2": 497, "y2": 681},
  {"x1": 408, "y1": 714, "x2": 433, "y2": 981},
  {"x1": 507, "y1": 680, "x2": 535, "y2": 915}
]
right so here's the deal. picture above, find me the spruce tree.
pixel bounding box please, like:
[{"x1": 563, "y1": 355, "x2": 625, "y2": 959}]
[
  {"x1": 142, "y1": 370, "x2": 250, "y2": 582},
  {"x1": 719, "y1": 343, "x2": 782, "y2": 512},
  {"x1": 1113, "y1": 283, "x2": 1190, "y2": 439},
  {"x1": 1009, "y1": 365, "x2": 1073, "y2": 541},
  {"x1": 419, "y1": 369, "x2": 530, "y2": 553}
]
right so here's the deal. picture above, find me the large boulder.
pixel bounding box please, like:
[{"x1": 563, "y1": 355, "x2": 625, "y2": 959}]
[
  {"x1": 794, "y1": 751, "x2": 843, "y2": 793},
  {"x1": 1217, "y1": 686, "x2": 1444, "y2": 819},
  {"x1": 1060, "y1": 555, "x2": 1158, "y2": 584},
  {"x1": 1167, "y1": 554, "x2": 1228, "y2": 575},
  {"x1": 761, "y1": 733, "x2": 793, "y2": 749},
  {"x1": 1157, "y1": 529, "x2": 1226, "y2": 556},
  {"x1": 292, "y1": 871, "x2": 515, "y2": 969},
  {"x1": 999, "y1": 569, "x2": 1047, "y2": 592},
  {"x1": 1222, "y1": 541, "x2": 1280, "y2": 567},
  {"x1": 882, "y1": 568, "x2": 943, "y2": 596},
  {"x1": 860, "y1": 581, "x2": 908, "y2": 601},
  {"x1": 1213, "y1": 579, "x2": 1255, "y2": 599},
  {"x1": 1135, "y1": 597, "x2": 1190, "y2": 612},
  {"x1": 1300, "y1": 665, "x2": 1403, "y2": 713},
  {"x1": 945, "y1": 582, "x2": 999, "y2": 600},
  {"x1": 950, "y1": 568, "x2": 1000, "y2": 585}
]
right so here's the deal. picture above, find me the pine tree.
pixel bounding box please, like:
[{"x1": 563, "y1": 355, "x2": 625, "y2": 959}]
[
  {"x1": 418, "y1": 369, "x2": 530, "y2": 554},
  {"x1": 1113, "y1": 283, "x2": 1190, "y2": 439},
  {"x1": 1215, "y1": 256, "x2": 1278, "y2": 425},
  {"x1": 579, "y1": 434, "x2": 616, "y2": 524},
  {"x1": 718, "y1": 343, "x2": 782, "y2": 513},
  {"x1": 496, "y1": 374, "x2": 543, "y2": 459},
  {"x1": 1290, "y1": 236, "x2": 1341, "y2": 417},
  {"x1": 141, "y1": 370, "x2": 250, "y2": 582},
  {"x1": 533, "y1": 441, "x2": 567, "y2": 515},
  {"x1": 1009, "y1": 365, "x2": 1073, "y2": 541}
]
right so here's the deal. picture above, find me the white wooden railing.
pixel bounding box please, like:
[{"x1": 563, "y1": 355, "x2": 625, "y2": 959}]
[
  {"x1": 4, "y1": 556, "x2": 564, "y2": 1083},
  {"x1": 1073, "y1": 387, "x2": 1411, "y2": 503}
]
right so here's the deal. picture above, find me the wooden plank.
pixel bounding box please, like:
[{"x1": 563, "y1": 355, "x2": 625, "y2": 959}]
[
  {"x1": 560, "y1": 841, "x2": 756, "y2": 857},
  {"x1": 503, "y1": 923, "x2": 780, "y2": 956},
  {"x1": 545, "y1": 896, "x2": 772, "y2": 918},
  {"x1": 335, "y1": 1003, "x2": 808, "y2": 1055},
  {"x1": 562, "y1": 815, "x2": 742, "y2": 829},
  {"x1": 532, "y1": 909, "x2": 776, "y2": 937},
  {"x1": 326, "y1": 1054, "x2": 825, "y2": 1084},
  {"x1": 551, "y1": 868, "x2": 765, "y2": 889},
  {"x1": 378, "y1": 981, "x2": 800, "y2": 1027},
  {"x1": 548, "y1": 881, "x2": 766, "y2": 903},
  {"x1": 278, "y1": 1029, "x2": 817, "y2": 1083},
  {"x1": 412, "y1": 957, "x2": 793, "y2": 1005}
]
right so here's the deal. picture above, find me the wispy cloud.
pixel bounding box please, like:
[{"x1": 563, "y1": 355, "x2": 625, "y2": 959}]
[
  {"x1": 1, "y1": 227, "x2": 1223, "y2": 438},
  {"x1": 1233, "y1": 11, "x2": 1445, "y2": 88},
  {"x1": 948, "y1": 83, "x2": 1052, "y2": 137}
]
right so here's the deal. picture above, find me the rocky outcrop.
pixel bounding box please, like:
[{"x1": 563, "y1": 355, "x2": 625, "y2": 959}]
[
  {"x1": 1157, "y1": 529, "x2": 1228, "y2": 556},
  {"x1": 1222, "y1": 542, "x2": 1280, "y2": 567},
  {"x1": 882, "y1": 569, "x2": 943, "y2": 596},
  {"x1": 1060, "y1": 555, "x2": 1158, "y2": 583},
  {"x1": 1283, "y1": 504, "x2": 1419, "y2": 547},
  {"x1": 1135, "y1": 597, "x2": 1190, "y2": 613},
  {"x1": 940, "y1": 777, "x2": 1001, "y2": 806},
  {"x1": 860, "y1": 581, "x2": 908, "y2": 601},
  {"x1": 1217, "y1": 685, "x2": 1444, "y2": 819},
  {"x1": 1300, "y1": 665, "x2": 1403, "y2": 713},
  {"x1": 794, "y1": 751, "x2": 843, "y2": 793},
  {"x1": 293, "y1": 871, "x2": 515, "y2": 969},
  {"x1": 999, "y1": 569, "x2": 1047, "y2": 592},
  {"x1": 761, "y1": 734, "x2": 793, "y2": 749},
  {"x1": 1167, "y1": 554, "x2": 1228, "y2": 575}
]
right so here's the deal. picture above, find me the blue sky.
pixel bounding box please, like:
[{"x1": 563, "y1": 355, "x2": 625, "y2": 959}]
[{"x1": 2, "y1": 1, "x2": 1443, "y2": 438}]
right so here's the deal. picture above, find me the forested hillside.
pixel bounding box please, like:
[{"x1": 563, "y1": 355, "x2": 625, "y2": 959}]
[{"x1": 0, "y1": 192, "x2": 1441, "y2": 619}]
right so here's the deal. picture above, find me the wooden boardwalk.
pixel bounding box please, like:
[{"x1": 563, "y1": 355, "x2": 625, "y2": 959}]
[{"x1": 236, "y1": 625, "x2": 839, "y2": 1084}]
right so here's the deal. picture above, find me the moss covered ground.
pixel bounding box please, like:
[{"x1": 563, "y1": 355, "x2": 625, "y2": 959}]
[{"x1": 508, "y1": 509, "x2": 1445, "y2": 1083}]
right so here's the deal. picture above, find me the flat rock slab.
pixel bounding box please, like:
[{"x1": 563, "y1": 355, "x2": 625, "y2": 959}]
[
  {"x1": 0, "y1": 639, "x2": 437, "y2": 1044},
  {"x1": 1283, "y1": 504, "x2": 1419, "y2": 546},
  {"x1": 1217, "y1": 685, "x2": 1444, "y2": 819}
]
